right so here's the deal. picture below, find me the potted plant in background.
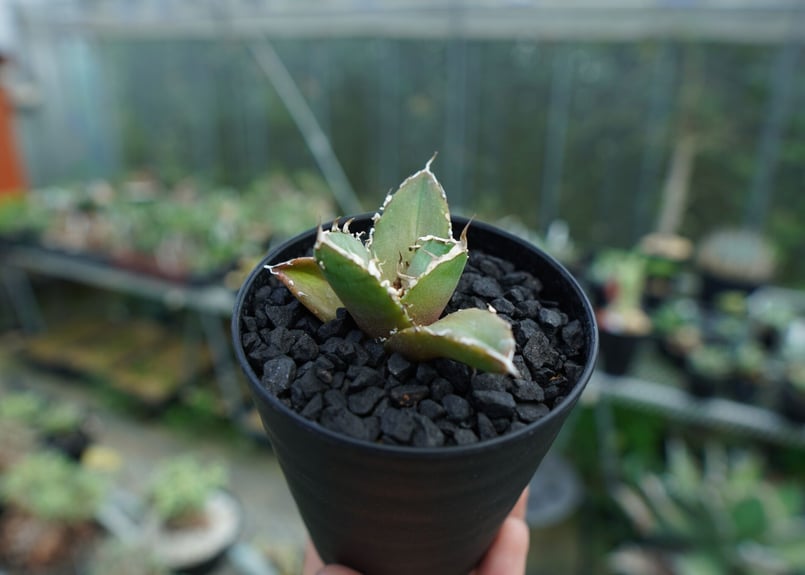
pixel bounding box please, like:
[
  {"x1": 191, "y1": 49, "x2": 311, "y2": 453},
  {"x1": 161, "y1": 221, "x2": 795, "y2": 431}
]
[
  {"x1": 638, "y1": 232, "x2": 693, "y2": 311},
  {"x1": 0, "y1": 391, "x2": 42, "y2": 471},
  {"x1": 584, "y1": 248, "x2": 626, "y2": 309},
  {"x1": 684, "y1": 343, "x2": 732, "y2": 398},
  {"x1": 596, "y1": 252, "x2": 652, "y2": 376},
  {"x1": 38, "y1": 402, "x2": 94, "y2": 462},
  {"x1": 145, "y1": 455, "x2": 240, "y2": 574},
  {"x1": 778, "y1": 362, "x2": 805, "y2": 425},
  {"x1": 609, "y1": 440, "x2": 805, "y2": 575},
  {"x1": 730, "y1": 341, "x2": 770, "y2": 405},
  {"x1": 650, "y1": 298, "x2": 702, "y2": 368},
  {"x1": 232, "y1": 161, "x2": 598, "y2": 575},
  {"x1": 0, "y1": 451, "x2": 108, "y2": 573},
  {"x1": 748, "y1": 294, "x2": 795, "y2": 353},
  {"x1": 695, "y1": 228, "x2": 776, "y2": 307},
  {"x1": 0, "y1": 390, "x2": 94, "y2": 462}
]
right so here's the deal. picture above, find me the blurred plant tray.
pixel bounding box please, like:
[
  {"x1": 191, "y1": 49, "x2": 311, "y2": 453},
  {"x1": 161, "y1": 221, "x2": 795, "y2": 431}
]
[
  {"x1": 23, "y1": 318, "x2": 212, "y2": 412},
  {"x1": 102, "y1": 336, "x2": 211, "y2": 412},
  {"x1": 24, "y1": 319, "x2": 116, "y2": 373},
  {"x1": 24, "y1": 319, "x2": 171, "y2": 373}
]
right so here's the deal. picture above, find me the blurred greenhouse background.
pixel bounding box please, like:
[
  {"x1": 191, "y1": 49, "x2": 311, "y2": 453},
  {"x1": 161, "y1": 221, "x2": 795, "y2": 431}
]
[
  {"x1": 2, "y1": 1, "x2": 805, "y2": 575},
  {"x1": 8, "y1": 0, "x2": 805, "y2": 284}
]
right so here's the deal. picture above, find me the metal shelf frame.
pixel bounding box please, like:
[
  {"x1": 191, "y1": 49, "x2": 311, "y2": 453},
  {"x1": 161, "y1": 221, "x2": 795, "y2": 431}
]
[{"x1": 0, "y1": 243, "x2": 244, "y2": 414}]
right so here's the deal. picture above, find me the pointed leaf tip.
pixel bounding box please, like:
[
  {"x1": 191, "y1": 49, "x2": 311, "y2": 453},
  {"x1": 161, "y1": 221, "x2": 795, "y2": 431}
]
[{"x1": 268, "y1": 257, "x2": 342, "y2": 322}]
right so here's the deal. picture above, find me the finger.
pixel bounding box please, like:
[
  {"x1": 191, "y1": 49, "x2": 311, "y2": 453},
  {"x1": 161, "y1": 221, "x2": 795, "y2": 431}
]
[
  {"x1": 475, "y1": 515, "x2": 530, "y2": 575},
  {"x1": 510, "y1": 487, "x2": 530, "y2": 522},
  {"x1": 302, "y1": 540, "x2": 325, "y2": 575}
]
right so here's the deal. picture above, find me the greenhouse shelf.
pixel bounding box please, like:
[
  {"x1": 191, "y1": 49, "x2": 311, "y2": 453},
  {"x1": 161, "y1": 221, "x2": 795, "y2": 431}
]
[
  {"x1": 0, "y1": 243, "x2": 243, "y2": 415},
  {"x1": 587, "y1": 372, "x2": 805, "y2": 448},
  {"x1": 5, "y1": 243, "x2": 805, "y2": 449},
  {"x1": 0, "y1": 244, "x2": 235, "y2": 318}
]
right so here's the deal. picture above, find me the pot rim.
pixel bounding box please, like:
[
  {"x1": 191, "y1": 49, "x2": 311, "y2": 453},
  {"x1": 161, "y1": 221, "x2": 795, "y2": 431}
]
[{"x1": 232, "y1": 215, "x2": 598, "y2": 458}]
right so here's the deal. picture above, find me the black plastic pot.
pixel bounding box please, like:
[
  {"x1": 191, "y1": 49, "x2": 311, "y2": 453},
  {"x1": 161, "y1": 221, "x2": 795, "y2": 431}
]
[
  {"x1": 42, "y1": 428, "x2": 92, "y2": 462},
  {"x1": 598, "y1": 329, "x2": 643, "y2": 376},
  {"x1": 778, "y1": 382, "x2": 805, "y2": 425},
  {"x1": 232, "y1": 215, "x2": 598, "y2": 575},
  {"x1": 698, "y1": 271, "x2": 761, "y2": 308},
  {"x1": 686, "y1": 372, "x2": 723, "y2": 399}
]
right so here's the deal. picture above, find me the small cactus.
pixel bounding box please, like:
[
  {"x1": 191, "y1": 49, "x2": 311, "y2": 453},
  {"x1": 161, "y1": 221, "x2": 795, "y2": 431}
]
[{"x1": 269, "y1": 160, "x2": 518, "y2": 376}]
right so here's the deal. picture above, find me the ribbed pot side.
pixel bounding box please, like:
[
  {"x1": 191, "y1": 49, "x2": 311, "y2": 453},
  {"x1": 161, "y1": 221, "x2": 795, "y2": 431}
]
[{"x1": 233, "y1": 216, "x2": 598, "y2": 575}]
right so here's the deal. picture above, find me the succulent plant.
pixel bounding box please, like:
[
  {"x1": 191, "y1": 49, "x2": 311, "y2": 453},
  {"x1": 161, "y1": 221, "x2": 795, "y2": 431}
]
[
  {"x1": 0, "y1": 390, "x2": 45, "y2": 424},
  {"x1": 686, "y1": 344, "x2": 733, "y2": 380},
  {"x1": 1, "y1": 451, "x2": 107, "y2": 523},
  {"x1": 611, "y1": 440, "x2": 805, "y2": 575},
  {"x1": 148, "y1": 456, "x2": 228, "y2": 525},
  {"x1": 269, "y1": 161, "x2": 518, "y2": 376},
  {"x1": 595, "y1": 252, "x2": 652, "y2": 336}
]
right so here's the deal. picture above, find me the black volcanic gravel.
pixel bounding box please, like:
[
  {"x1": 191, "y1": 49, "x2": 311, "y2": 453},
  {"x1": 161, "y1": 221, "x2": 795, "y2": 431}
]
[{"x1": 240, "y1": 251, "x2": 588, "y2": 447}]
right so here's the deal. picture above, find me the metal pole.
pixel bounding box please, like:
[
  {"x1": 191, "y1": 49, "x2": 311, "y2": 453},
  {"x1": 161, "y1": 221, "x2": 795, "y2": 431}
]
[
  {"x1": 743, "y1": 40, "x2": 801, "y2": 229},
  {"x1": 248, "y1": 40, "x2": 363, "y2": 215},
  {"x1": 633, "y1": 43, "x2": 677, "y2": 243},
  {"x1": 539, "y1": 46, "x2": 574, "y2": 234}
]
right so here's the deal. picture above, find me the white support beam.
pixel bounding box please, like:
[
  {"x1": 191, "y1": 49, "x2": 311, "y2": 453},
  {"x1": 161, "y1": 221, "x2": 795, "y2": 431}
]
[{"x1": 17, "y1": 1, "x2": 805, "y2": 45}]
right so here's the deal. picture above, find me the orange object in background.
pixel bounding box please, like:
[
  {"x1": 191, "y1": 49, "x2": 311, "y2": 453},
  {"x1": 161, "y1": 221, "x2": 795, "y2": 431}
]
[{"x1": 0, "y1": 56, "x2": 27, "y2": 196}]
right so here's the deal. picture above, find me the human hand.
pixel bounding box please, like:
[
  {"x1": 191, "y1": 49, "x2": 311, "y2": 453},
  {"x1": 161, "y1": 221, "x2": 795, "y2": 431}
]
[{"x1": 302, "y1": 488, "x2": 530, "y2": 575}]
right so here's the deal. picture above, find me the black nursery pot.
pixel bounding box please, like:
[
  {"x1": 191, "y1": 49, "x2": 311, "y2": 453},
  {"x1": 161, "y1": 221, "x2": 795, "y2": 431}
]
[
  {"x1": 232, "y1": 216, "x2": 598, "y2": 575},
  {"x1": 598, "y1": 329, "x2": 643, "y2": 376}
]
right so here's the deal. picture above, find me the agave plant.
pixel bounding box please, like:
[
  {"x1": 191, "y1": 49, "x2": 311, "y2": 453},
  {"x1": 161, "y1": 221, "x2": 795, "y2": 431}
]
[{"x1": 269, "y1": 161, "x2": 518, "y2": 376}]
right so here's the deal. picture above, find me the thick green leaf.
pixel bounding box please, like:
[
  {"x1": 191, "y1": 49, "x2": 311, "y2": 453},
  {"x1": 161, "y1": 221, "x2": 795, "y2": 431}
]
[
  {"x1": 370, "y1": 163, "x2": 451, "y2": 284},
  {"x1": 386, "y1": 309, "x2": 518, "y2": 376},
  {"x1": 400, "y1": 240, "x2": 467, "y2": 325},
  {"x1": 268, "y1": 257, "x2": 343, "y2": 322},
  {"x1": 320, "y1": 223, "x2": 372, "y2": 264},
  {"x1": 315, "y1": 231, "x2": 412, "y2": 338},
  {"x1": 404, "y1": 236, "x2": 459, "y2": 278}
]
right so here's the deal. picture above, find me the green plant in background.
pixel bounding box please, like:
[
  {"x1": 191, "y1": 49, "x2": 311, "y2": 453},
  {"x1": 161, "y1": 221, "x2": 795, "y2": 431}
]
[
  {"x1": 610, "y1": 439, "x2": 805, "y2": 575},
  {"x1": 1, "y1": 451, "x2": 107, "y2": 523},
  {"x1": 696, "y1": 228, "x2": 776, "y2": 284},
  {"x1": 652, "y1": 298, "x2": 701, "y2": 339},
  {"x1": 0, "y1": 390, "x2": 45, "y2": 425},
  {"x1": 652, "y1": 298, "x2": 703, "y2": 361},
  {"x1": 37, "y1": 402, "x2": 85, "y2": 435},
  {"x1": 685, "y1": 344, "x2": 733, "y2": 381},
  {"x1": 270, "y1": 161, "x2": 518, "y2": 375},
  {"x1": 148, "y1": 456, "x2": 228, "y2": 526},
  {"x1": 596, "y1": 252, "x2": 652, "y2": 336},
  {"x1": 0, "y1": 420, "x2": 37, "y2": 472},
  {"x1": 587, "y1": 249, "x2": 629, "y2": 290},
  {"x1": 788, "y1": 363, "x2": 805, "y2": 393},
  {"x1": 734, "y1": 341, "x2": 768, "y2": 384}
]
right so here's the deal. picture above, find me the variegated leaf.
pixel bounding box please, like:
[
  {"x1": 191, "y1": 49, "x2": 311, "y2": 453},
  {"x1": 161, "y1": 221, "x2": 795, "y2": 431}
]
[
  {"x1": 386, "y1": 308, "x2": 519, "y2": 376},
  {"x1": 315, "y1": 229, "x2": 412, "y2": 338},
  {"x1": 268, "y1": 257, "x2": 343, "y2": 322},
  {"x1": 370, "y1": 161, "x2": 451, "y2": 284},
  {"x1": 400, "y1": 237, "x2": 468, "y2": 326}
]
